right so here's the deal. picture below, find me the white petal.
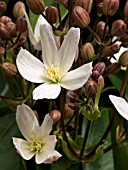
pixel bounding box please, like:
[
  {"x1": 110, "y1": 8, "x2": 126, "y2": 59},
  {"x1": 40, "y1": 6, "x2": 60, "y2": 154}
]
[
  {"x1": 56, "y1": 27, "x2": 80, "y2": 75},
  {"x1": 40, "y1": 24, "x2": 57, "y2": 67},
  {"x1": 12, "y1": 137, "x2": 35, "y2": 160},
  {"x1": 16, "y1": 104, "x2": 39, "y2": 140},
  {"x1": 34, "y1": 40, "x2": 42, "y2": 51},
  {"x1": 16, "y1": 48, "x2": 47, "y2": 83},
  {"x1": 43, "y1": 150, "x2": 62, "y2": 164},
  {"x1": 33, "y1": 83, "x2": 61, "y2": 100},
  {"x1": 34, "y1": 15, "x2": 50, "y2": 41},
  {"x1": 109, "y1": 95, "x2": 128, "y2": 120},
  {"x1": 39, "y1": 114, "x2": 53, "y2": 137},
  {"x1": 60, "y1": 62, "x2": 92, "y2": 90},
  {"x1": 24, "y1": 10, "x2": 37, "y2": 45}
]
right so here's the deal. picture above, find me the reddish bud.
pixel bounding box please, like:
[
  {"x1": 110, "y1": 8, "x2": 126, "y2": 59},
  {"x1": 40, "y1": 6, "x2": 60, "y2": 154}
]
[
  {"x1": 6, "y1": 22, "x2": 17, "y2": 37},
  {"x1": 0, "y1": 22, "x2": 10, "y2": 38},
  {"x1": 50, "y1": 110, "x2": 61, "y2": 123},
  {"x1": 26, "y1": 0, "x2": 45, "y2": 15},
  {"x1": 46, "y1": 6, "x2": 59, "y2": 24},
  {"x1": 68, "y1": 101, "x2": 79, "y2": 110},
  {"x1": 13, "y1": 1, "x2": 25, "y2": 18},
  {"x1": 67, "y1": 90, "x2": 78, "y2": 102},
  {"x1": 96, "y1": 21, "x2": 109, "y2": 39},
  {"x1": 91, "y1": 70, "x2": 100, "y2": 80},
  {"x1": 0, "y1": 1, "x2": 7, "y2": 12},
  {"x1": 81, "y1": 42, "x2": 94, "y2": 63},
  {"x1": 107, "y1": 63, "x2": 121, "y2": 74},
  {"x1": 75, "y1": 0, "x2": 93, "y2": 14},
  {"x1": 111, "y1": 20, "x2": 127, "y2": 37},
  {"x1": 120, "y1": 34, "x2": 128, "y2": 48},
  {"x1": 0, "y1": 16, "x2": 11, "y2": 24},
  {"x1": 2, "y1": 62, "x2": 17, "y2": 76},
  {"x1": 97, "y1": 2, "x2": 103, "y2": 16},
  {"x1": 16, "y1": 17, "x2": 27, "y2": 33},
  {"x1": 73, "y1": 6, "x2": 90, "y2": 28},
  {"x1": 119, "y1": 50, "x2": 128, "y2": 66},
  {"x1": 85, "y1": 80, "x2": 98, "y2": 98},
  {"x1": 98, "y1": 75, "x2": 104, "y2": 89},
  {"x1": 124, "y1": 1, "x2": 128, "y2": 21},
  {"x1": 103, "y1": 0, "x2": 119, "y2": 16},
  {"x1": 102, "y1": 43, "x2": 120, "y2": 56},
  {"x1": 18, "y1": 35, "x2": 27, "y2": 47},
  {"x1": 95, "y1": 0, "x2": 103, "y2": 3},
  {"x1": 0, "y1": 47, "x2": 5, "y2": 55},
  {"x1": 93, "y1": 62, "x2": 105, "y2": 75}
]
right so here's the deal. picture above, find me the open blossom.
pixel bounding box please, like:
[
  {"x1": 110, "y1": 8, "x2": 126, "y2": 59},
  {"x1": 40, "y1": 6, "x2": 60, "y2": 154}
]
[
  {"x1": 24, "y1": 10, "x2": 49, "y2": 51},
  {"x1": 12, "y1": 104, "x2": 62, "y2": 164},
  {"x1": 109, "y1": 95, "x2": 128, "y2": 120},
  {"x1": 16, "y1": 24, "x2": 92, "y2": 100}
]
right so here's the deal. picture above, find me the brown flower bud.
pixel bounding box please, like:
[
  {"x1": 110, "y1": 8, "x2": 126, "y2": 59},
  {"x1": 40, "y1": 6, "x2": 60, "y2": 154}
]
[
  {"x1": 0, "y1": 47, "x2": 5, "y2": 55},
  {"x1": 96, "y1": 21, "x2": 109, "y2": 39},
  {"x1": 103, "y1": 0, "x2": 119, "y2": 16},
  {"x1": 68, "y1": 101, "x2": 79, "y2": 110},
  {"x1": 107, "y1": 63, "x2": 121, "y2": 74},
  {"x1": 98, "y1": 75, "x2": 104, "y2": 89},
  {"x1": 0, "y1": 16, "x2": 12, "y2": 24},
  {"x1": 95, "y1": 0, "x2": 103, "y2": 3},
  {"x1": 81, "y1": 42, "x2": 94, "y2": 63},
  {"x1": 102, "y1": 43, "x2": 120, "y2": 56},
  {"x1": 64, "y1": 104, "x2": 74, "y2": 118},
  {"x1": 62, "y1": 0, "x2": 68, "y2": 9},
  {"x1": 119, "y1": 50, "x2": 128, "y2": 66},
  {"x1": 75, "y1": 0, "x2": 93, "y2": 14},
  {"x1": 93, "y1": 62, "x2": 105, "y2": 75},
  {"x1": 0, "y1": 22, "x2": 10, "y2": 38},
  {"x1": 16, "y1": 17, "x2": 27, "y2": 33},
  {"x1": 0, "y1": 1, "x2": 7, "y2": 12},
  {"x1": 26, "y1": 0, "x2": 45, "y2": 15},
  {"x1": 67, "y1": 90, "x2": 78, "y2": 102},
  {"x1": 91, "y1": 70, "x2": 100, "y2": 80},
  {"x1": 6, "y1": 22, "x2": 17, "y2": 37},
  {"x1": 97, "y1": 2, "x2": 103, "y2": 16},
  {"x1": 13, "y1": 1, "x2": 25, "y2": 18},
  {"x1": 120, "y1": 34, "x2": 128, "y2": 48},
  {"x1": 18, "y1": 35, "x2": 27, "y2": 47},
  {"x1": 124, "y1": 1, "x2": 128, "y2": 21},
  {"x1": 73, "y1": 6, "x2": 90, "y2": 28},
  {"x1": 85, "y1": 80, "x2": 98, "y2": 98},
  {"x1": 2, "y1": 62, "x2": 17, "y2": 76},
  {"x1": 111, "y1": 20, "x2": 127, "y2": 37},
  {"x1": 50, "y1": 110, "x2": 61, "y2": 123},
  {"x1": 46, "y1": 6, "x2": 59, "y2": 24}
]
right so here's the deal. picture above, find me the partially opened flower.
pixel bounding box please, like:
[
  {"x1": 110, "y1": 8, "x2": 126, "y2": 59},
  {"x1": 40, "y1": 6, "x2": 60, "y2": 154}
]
[
  {"x1": 109, "y1": 95, "x2": 128, "y2": 120},
  {"x1": 16, "y1": 25, "x2": 92, "y2": 100},
  {"x1": 12, "y1": 104, "x2": 62, "y2": 164},
  {"x1": 24, "y1": 10, "x2": 49, "y2": 50}
]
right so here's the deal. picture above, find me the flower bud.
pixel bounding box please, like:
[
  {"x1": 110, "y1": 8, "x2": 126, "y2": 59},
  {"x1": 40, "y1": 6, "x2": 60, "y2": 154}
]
[
  {"x1": 96, "y1": 21, "x2": 109, "y2": 39},
  {"x1": 75, "y1": 0, "x2": 93, "y2": 14},
  {"x1": 18, "y1": 35, "x2": 27, "y2": 47},
  {"x1": 73, "y1": 6, "x2": 90, "y2": 28},
  {"x1": 62, "y1": 0, "x2": 68, "y2": 9},
  {"x1": 2, "y1": 62, "x2": 17, "y2": 76},
  {"x1": 50, "y1": 110, "x2": 61, "y2": 123},
  {"x1": 13, "y1": 1, "x2": 25, "y2": 18},
  {"x1": 6, "y1": 22, "x2": 17, "y2": 37},
  {"x1": 68, "y1": 101, "x2": 79, "y2": 110},
  {"x1": 0, "y1": 47, "x2": 5, "y2": 55},
  {"x1": 64, "y1": 104, "x2": 74, "y2": 118},
  {"x1": 0, "y1": 16, "x2": 11, "y2": 24},
  {"x1": 93, "y1": 62, "x2": 105, "y2": 75},
  {"x1": 91, "y1": 70, "x2": 100, "y2": 80},
  {"x1": 98, "y1": 75, "x2": 104, "y2": 89},
  {"x1": 102, "y1": 43, "x2": 120, "y2": 56},
  {"x1": 46, "y1": 6, "x2": 59, "y2": 24},
  {"x1": 0, "y1": 22, "x2": 10, "y2": 38},
  {"x1": 97, "y1": 2, "x2": 103, "y2": 16},
  {"x1": 119, "y1": 50, "x2": 128, "y2": 66},
  {"x1": 103, "y1": 0, "x2": 119, "y2": 16},
  {"x1": 81, "y1": 43, "x2": 94, "y2": 63},
  {"x1": 16, "y1": 17, "x2": 27, "y2": 33},
  {"x1": 26, "y1": 0, "x2": 45, "y2": 15},
  {"x1": 111, "y1": 20, "x2": 127, "y2": 37},
  {"x1": 0, "y1": 1, "x2": 7, "y2": 12},
  {"x1": 85, "y1": 80, "x2": 98, "y2": 98},
  {"x1": 67, "y1": 90, "x2": 78, "y2": 102},
  {"x1": 124, "y1": 1, "x2": 128, "y2": 21},
  {"x1": 107, "y1": 63, "x2": 121, "y2": 74},
  {"x1": 120, "y1": 34, "x2": 128, "y2": 48},
  {"x1": 95, "y1": 0, "x2": 103, "y2": 3}
]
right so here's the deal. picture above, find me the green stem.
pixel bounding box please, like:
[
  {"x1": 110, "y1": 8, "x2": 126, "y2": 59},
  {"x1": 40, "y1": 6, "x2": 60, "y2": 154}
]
[{"x1": 79, "y1": 120, "x2": 92, "y2": 160}]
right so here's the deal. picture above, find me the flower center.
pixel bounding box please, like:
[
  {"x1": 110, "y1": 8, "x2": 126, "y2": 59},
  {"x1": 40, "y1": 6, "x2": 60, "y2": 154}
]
[
  {"x1": 29, "y1": 138, "x2": 43, "y2": 152},
  {"x1": 45, "y1": 64, "x2": 62, "y2": 83}
]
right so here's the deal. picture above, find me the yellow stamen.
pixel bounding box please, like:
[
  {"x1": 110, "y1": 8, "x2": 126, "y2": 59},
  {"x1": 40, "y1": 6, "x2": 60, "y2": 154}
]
[{"x1": 29, "y1": 138, "x2": 43, "y2": 152}]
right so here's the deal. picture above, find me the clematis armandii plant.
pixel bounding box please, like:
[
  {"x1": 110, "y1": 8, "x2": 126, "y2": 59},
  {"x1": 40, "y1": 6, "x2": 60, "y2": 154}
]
[
  {"x1": 109, "y1": 95, "x2": 128, "y2": 120},
  {"x1": 16, "y1": 23, "x2": 92, "y2": 100},
  {"x1": 12, "y1": 104, "x2": 62, "y2": 164},
  {"x1": 24, "y1": 10, "x2": 49, "y2": 51}
]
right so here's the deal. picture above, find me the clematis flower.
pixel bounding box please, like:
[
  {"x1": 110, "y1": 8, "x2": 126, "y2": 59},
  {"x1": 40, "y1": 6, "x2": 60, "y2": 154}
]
[
  {"x1": 16, "y1": 24, "x2": 92, "y2": 100},
  {"x1": 12, "y1": 104, "x2": 62, "y2": 164},
  {"x1": 109, "y1": 95, "x2": 128, "y2": 120},
  {"x1": 24, "y1": 10, "x2": 49, "y2": 51}
]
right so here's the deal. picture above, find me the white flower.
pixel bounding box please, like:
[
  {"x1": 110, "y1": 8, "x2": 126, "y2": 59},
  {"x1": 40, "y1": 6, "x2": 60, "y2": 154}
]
[
  {"x1": 12, "y1": 104, "x2": 62, "y2": 164},
  {"x1": 16, "y1": 25, "x2": 92, "y2": 100},
  {"x1": 109, "y1": 95, "x2": 128, "y2": 120},
  {"x1": 24, "y1": 10, "x2": 49, "y2": 51}
]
